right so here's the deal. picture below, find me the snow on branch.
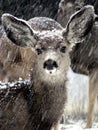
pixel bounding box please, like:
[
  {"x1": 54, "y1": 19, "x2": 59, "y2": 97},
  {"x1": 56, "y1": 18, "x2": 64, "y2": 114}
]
[
  {"x1": 0, "y1": 79, "x2": 31, "y2": 90},
  {"x1": 0, "y1": 79, "x2": 32, "y2": 104},
  {"x1": 0, "y1": 79, "x2": 31, "y2": 99}
]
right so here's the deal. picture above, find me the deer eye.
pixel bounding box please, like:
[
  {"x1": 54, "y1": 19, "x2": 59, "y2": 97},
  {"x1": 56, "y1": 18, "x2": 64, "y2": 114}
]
[
  {"x1": 60, "y1": 46, "x2": 66, "y2": 53},
  {"x1": 36, "y1": 48, "x2": 42, "y2": 55}
]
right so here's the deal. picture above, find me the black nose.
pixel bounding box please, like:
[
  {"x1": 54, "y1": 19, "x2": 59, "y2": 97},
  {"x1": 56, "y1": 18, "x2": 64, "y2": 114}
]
[{"x1": 43, "y1": 59, "x2": 58, "y2": 70}]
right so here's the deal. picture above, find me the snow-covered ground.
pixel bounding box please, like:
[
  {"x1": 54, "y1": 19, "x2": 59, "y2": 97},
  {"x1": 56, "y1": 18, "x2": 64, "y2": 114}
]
[{"x1": 59, "y1": 122, "x2": 98, "y2": 130}]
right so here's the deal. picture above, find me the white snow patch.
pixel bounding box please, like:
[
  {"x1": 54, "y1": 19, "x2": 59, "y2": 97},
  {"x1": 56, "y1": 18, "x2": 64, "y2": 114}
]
[{"x1": 53, "y1": 122, "x2": 98, "y2": 130}]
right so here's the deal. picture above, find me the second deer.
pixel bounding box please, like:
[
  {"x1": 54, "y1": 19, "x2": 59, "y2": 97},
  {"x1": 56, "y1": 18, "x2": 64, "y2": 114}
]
[{"x1": 57, "y1": 0, "x2": 98, "y2": 128}]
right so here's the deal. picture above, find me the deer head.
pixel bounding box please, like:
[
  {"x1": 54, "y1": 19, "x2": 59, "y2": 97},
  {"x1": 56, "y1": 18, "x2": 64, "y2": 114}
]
[{"x1": 1, "y1": 5, "x2": 95, "y2": 83}]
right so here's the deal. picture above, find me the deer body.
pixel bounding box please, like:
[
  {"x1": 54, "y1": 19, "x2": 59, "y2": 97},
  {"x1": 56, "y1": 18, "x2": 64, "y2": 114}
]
[
  {"x1": 0, "y1": 6, "x2": 95, "y2": 130},
  {"x1": 57, "y1": 1, "x2": 98, "y2": 127},
  {"x1": 71, "y1": 24, "x2": 98, "y2": 128},
  {"x1": 0, "y1": 75, "x2": 67, "y2": 130}
]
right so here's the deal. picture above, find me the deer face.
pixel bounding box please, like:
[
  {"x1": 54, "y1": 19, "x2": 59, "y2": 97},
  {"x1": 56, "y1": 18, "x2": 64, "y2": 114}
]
[
  {"x1": 31, "y1": 31, "x2": 70, "y2": 83},
  {"x1": 1, "y1": 6, "x2": 95, "y2": 82}
]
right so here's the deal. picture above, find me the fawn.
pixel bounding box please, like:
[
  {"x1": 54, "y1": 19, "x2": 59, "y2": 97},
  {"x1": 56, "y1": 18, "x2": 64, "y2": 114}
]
[{"x1": 0, "y1": 5, "x2": 95, "y2": 130}]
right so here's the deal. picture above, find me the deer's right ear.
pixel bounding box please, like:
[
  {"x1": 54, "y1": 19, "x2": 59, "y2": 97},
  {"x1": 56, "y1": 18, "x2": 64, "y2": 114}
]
[
  {"x1": 63, "y1": 5, "x2": 95, "y2": 46},
  {"x1": 1, "y1": 13, "x2": 37, "y2": 48}
]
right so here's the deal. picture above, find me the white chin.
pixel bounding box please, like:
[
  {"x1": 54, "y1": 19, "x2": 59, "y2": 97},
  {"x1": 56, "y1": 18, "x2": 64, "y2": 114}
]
[{"x1": 45, "y1": 68, "x2": 57, "y2": 74}]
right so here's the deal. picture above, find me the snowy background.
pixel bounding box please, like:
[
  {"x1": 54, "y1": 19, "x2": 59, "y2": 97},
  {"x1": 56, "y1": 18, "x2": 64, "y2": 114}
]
[{"x1": 58, "y1": 68, "x2": 98, "y2": 130}]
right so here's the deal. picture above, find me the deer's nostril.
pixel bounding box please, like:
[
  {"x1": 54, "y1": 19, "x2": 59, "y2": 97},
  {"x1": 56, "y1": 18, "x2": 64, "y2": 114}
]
[{"x1": 43, "y1": 59, "x2": 58, "y2": 70}]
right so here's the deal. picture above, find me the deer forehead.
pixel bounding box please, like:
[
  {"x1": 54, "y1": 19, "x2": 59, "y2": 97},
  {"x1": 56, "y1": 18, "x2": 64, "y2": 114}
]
[{"x1": 36, "y1": 30, "x2": 64, "y2": 47}]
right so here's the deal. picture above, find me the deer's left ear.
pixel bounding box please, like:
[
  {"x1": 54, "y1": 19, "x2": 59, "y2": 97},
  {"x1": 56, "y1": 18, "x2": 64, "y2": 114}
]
[
  {"x1": 63, "y1": 5, "x2": 95, "y2": 46},
  {"x1": 1, "y1": 13, "x2": 37, "y2": 48}
]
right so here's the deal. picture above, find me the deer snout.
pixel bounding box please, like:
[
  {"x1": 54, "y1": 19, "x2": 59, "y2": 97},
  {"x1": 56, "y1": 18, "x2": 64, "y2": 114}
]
[{"x1": 43, "y1": 59, "x2": 58, "y2": 70}]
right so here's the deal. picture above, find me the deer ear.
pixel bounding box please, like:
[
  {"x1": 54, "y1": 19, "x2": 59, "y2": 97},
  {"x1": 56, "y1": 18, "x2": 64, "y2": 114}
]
[
  {"x1": 63, "y1": 5, "x2": 95, "y2": 45},
  {"x1": 1, "y1": 13, "x2": 37, "y2": 48}
]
